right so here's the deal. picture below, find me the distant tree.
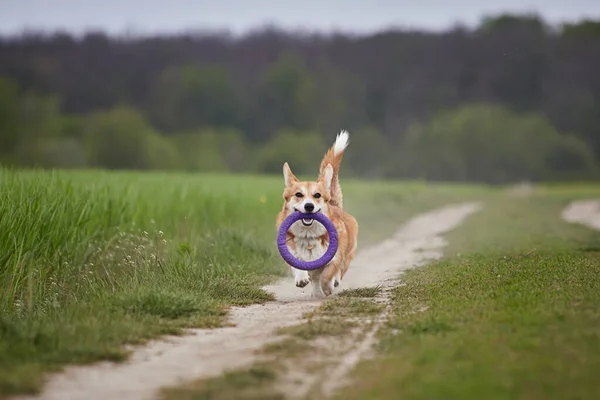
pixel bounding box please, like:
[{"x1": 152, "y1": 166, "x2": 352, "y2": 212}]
[
  {"x1": 0, "y1": 76, "x2": 90, "y2": 168},
  {"x1": 398, "y1": 104, "x2": 598, "y2": 183},
  {"x1": 0, "y1": 77, "x2": 21, "y2": 159},
  {"x1": 561, "y1": 20, "x2": 600, "y2": 37},
  {"x1": 11, "y1": 92, "x2": 71, "y2": 167},
  {"x1": 544, "y1": 134, "x2": 599, "y2": 181},
  {"x1": 254, "y1": 130, "x2": 327, "y2": 175},
  {"x1": 344, "y1": 127, "x2": 390, "y2": 178},
  {"x1": 478, "y1": 13, "x2": 548, "y2": 34},
  {"x1": 34, "y1": 137, "x2": 87, "y2": 169},
  {"x1": 147, "y1": 134, "x2": 180, "y2": 171},
  {"x1": 84, "y1": 106, "x2": 177, "y2": 170},
  {"x1": 1, "y1": 14, "x2": 600, "y2": 181},
  {"x1": 248, "y1": 51, "x2": 318, "y2": 141},
  {"x1": 311, "y1": 59, "x2": 368, "y2": 138},
  {"x1": 148, "y1": 65, "x2": 241, "y2": 132},
  {"x1": 172, "y1": 128, "x2": 249, "y2": 172}
]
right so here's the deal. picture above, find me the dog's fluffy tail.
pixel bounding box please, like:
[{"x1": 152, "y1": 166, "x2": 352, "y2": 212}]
[{"x1": 320, "y1": 130, "x2": 349, "y2": 209}]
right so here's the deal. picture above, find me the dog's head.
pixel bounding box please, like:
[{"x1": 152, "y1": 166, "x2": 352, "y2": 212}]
[{"x1": 281, "y1": 162, "x2": 333, "y2": 227}]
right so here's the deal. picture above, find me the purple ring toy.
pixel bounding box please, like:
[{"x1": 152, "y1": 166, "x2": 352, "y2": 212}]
[{"x1": 277, "y1": 211, "x2": 339, "y2": 271}]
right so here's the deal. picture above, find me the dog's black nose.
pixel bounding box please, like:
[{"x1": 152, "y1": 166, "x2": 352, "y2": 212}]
[{"x1": 304, "y1": 203, "x2": 315, "y2": 212}]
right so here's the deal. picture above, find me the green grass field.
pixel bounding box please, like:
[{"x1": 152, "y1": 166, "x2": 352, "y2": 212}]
[
  {"x1": 334, "y1": 190, "x2": 600, "y2": 400},
  {"x1": 3, "y1": 167, "x2": 600, "y2": 399},
  {"x1": 0, "y1": 168, "x2": 487, "y2": 395}
]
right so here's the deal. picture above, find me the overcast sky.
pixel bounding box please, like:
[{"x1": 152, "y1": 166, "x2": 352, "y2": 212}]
[{"x1": 2, "y1": 0, "x2": 600, "y2": 36}]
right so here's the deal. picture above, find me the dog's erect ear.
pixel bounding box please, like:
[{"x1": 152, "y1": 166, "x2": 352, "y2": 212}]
[
  {"x1": 283, "y1": 162, "x2": 298, "y2": 188},
  {"x1": 318, "y1": 164, "x2": 334, "y2": 192}
]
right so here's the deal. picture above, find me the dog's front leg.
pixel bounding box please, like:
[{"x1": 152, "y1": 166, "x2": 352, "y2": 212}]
[
  {"x1": 292, "y1": 267, "x2": 310, "y2": 288},
  {"x1": 308, "y1": 269, "x2": 326, "y2": 298}
]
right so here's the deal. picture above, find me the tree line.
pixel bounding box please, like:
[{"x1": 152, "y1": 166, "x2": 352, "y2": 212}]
[{"x1": 1, "y1": 13, "x2": 600, "y2": 183}]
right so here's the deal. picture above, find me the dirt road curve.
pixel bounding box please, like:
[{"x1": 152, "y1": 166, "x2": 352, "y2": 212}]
[
  {"x1": 14, "y1": 202, "x2": 482, "y2": 400},
  {"x1": 562, "y1": 199, "x2": 600, "y2": 230}
]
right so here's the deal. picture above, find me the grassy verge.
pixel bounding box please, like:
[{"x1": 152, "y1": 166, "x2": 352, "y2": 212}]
[
  {"x1": 0, "y1": 170, "x2": 284, "y2": 395},
  {"x1": 0, "y1": 168, "x2": 488, "y2": 395},
  {"x1": 334, "y1": 189, "x2": 600, "y2": 400}
]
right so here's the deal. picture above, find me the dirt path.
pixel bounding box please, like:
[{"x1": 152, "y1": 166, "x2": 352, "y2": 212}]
[
  {"x1": 14, "y1": 202, "x2": 482, "y2": 400},
  {"x1": 275, "y1": 201, "x2": 483, "y2": 398},
  {"x1": 561, "y1": 199, "x2": 600, "y2": 230}
]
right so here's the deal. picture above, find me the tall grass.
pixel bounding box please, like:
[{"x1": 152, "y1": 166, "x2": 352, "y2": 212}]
[
  {"x1": 0, "y1": 169, "x2": 288, "y2": 394},
  {"x1": 1, "y1": 170, "x2": 285, "y2": 311}
]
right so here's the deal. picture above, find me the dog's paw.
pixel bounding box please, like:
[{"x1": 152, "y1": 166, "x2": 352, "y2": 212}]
[
  {"x1": 293, "y1": 269, "x2": 311, "y2": 288},
  {"x1": 295, "y1": 277, "x2": 310, "y2": 288}
]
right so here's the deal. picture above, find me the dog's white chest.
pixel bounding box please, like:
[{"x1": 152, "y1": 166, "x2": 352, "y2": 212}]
[
  {"x1": 287, "y1": 221, "x2": 328, "y2": 261},
  {"x1": 294, "y1": 238, "x2": 326, "y2": 261}
]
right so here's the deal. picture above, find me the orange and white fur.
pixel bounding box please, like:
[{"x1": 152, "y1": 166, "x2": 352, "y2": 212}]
[{"x1": 276, "y1": 130, "x2": 359, "y2": 298}]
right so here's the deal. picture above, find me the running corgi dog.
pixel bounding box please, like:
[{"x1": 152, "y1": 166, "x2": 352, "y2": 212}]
[{"x1": 276, "y1": 130, "x2": 359, "y2": 298}]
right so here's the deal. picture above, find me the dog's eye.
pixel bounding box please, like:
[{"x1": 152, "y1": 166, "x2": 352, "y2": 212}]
[
  {"x1": 313, "y1": 193, "x2": 321, "y2": 199},
  {"x1": 295, "y1": 192, "x2": 304, "y2": 198}
]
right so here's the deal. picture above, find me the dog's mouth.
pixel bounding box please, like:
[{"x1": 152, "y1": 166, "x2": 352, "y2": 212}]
[{"x1": 301, "y1": 218, "x2": 314, "y2": 227}]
